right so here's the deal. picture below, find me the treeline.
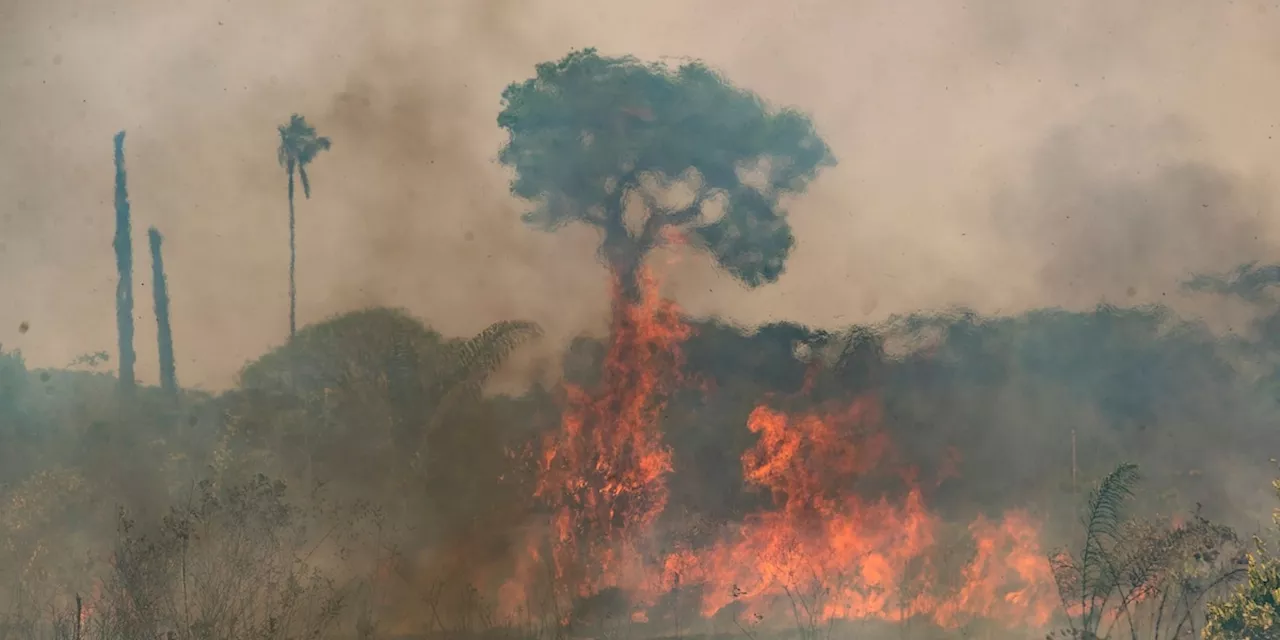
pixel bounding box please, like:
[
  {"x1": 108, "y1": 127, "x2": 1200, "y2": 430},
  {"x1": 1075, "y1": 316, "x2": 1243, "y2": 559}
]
[{"x1": 4, "y1": 288, "x2": 1280, "y2": 637}]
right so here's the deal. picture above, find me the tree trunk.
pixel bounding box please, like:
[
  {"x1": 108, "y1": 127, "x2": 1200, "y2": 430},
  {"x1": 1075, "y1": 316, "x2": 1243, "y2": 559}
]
[
  {"x1": 607, "y1": 249, "x2": 646, "y2": 344},
  {"x1": 148, "y1": 227, "x2": 178, "y2": 394},
  {"x1": 287, "y1": 163, "x2": 297, "y2": 338},
  {"x1": 112, "y1": 131, "x2": 136, "y2": 394},
  {"x1": 601, "y1": 203, "x2": 646, "y2": 304},
  {"x1": 600, "y1": 186, "x2": 654, "y2": 361},
  {"x1": 614, "y1": 256, "x2": 643, "y2": 304},
  {"x1": 605, "y1": 251, "x2": 648, "y2": 421}
]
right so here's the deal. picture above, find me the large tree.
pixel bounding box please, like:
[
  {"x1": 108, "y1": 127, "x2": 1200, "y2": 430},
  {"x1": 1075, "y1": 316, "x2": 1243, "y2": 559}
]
[
  {"x1": 276, "y1": 114, "x2": 331, "y2": 338},
  {"x1": 497, "y1": 48, "x2": 835, "y2": 300}
]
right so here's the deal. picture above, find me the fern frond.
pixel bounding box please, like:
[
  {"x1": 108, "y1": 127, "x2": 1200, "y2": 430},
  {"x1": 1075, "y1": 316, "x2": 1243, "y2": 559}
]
[
  {"x1": 413, "y1": 320, "x2": 543, "y2": 464},
  {"x1": 436, "y1": 320, "x2": 544, "y2": 393},
  {"x1": 1073, "y1": 462, "x2": 1141, "y2": 634},
  {"x1": 1084, "y1": 462, "x2": 1140, "y2": 546}
]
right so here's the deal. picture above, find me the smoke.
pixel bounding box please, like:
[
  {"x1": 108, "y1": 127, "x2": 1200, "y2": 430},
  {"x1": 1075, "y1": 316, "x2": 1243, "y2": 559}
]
[
  {"x1": 2, "y1": 0, "x2": 1280, "y2": 388},
  {"x1": 991, "y1": 108, "x2": 1270, "y2": 310}
]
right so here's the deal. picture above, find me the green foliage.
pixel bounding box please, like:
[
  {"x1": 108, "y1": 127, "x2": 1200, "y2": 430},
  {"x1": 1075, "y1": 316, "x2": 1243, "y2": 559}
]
[
  {"x1": 1084, "y1": 463, "x2": 1142, "y2": 557},
  {"x1": 498, "y1": 48, "x2": 834, "y2": 287},
  {"x1": 1049, "y1": 464, "x2": 1243, "y2": 640},
  {"x1": 276, "y1": 113, "x2": 331, "y2": 200},
  {"x1": 238, "y1": 308, "x2": 540, "y2": 410},
  {"x1": 1204, "y1": 549, "x2": 1280, "y2": 640},
  {"x1": 885, "y1": 305, "x2": 1231, "y2": 427},
  {"x1": 0, "y1": 349, "x2": 30, "y2": 480},
  {"x1": 419, "y1": 319, "x2": 544, "y2": 441},
  {"x1": 1052, "y1": 462, "x2": 1142, "y2": 637},
  {"x1": 227, "y1": 307, "x2": 542, "y2": 513},
  {"x1": 1185, "y1": 262, "x2": 1280, "y2": 305},
  {"x1": 1203, "y1": 479, "x2": 1280, "y2": 640},
  {"x1": 681, "y1": 319, "x2": 826, "y2": 394},
  {"x1": 869, "y1": 303, "x2": 1246, "y2": 518},
  {"x1": 431, "y1": 319, "x2": 544, "y2": 401},
  {"x1": 240, "y1": 307, "x2": 444, "y2": 394},
  {"x1": 0, "y1": 348, "x2": 28, "y2": 417},
  {"x1": 67, "y1": 351, "x2": 110, "y2": 370},
  {"x1": 1184, "y1": 262, "x2": 1280, "y2": 405}
]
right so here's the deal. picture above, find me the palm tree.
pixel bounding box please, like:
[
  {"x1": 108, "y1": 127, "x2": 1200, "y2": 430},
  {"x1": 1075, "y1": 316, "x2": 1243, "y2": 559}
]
[{"x1": 276, "y1": 114, "x2": 331, "y2": 338}]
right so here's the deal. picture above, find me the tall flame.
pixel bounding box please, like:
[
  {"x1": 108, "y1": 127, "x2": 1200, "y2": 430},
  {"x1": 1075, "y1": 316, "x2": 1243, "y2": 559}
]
[
  {"x1": 502, "y1": 268, "x2": 1060, "y2": 634},
  {"x1": 525, "y1": 266, "x2": 690, "y2": 610}
]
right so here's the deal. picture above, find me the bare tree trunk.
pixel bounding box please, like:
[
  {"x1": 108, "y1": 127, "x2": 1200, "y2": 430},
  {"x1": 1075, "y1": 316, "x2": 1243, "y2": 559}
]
[
  {"x1": 113, "y1": 131, "x2": 136, "y2": 394},
  {"x1": 149, "y1": 227, "x2": 178, "y2": 394}
]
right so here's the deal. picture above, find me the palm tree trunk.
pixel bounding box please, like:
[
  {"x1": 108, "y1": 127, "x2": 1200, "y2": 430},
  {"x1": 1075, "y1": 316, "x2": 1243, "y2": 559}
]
[
  {"x1": 148, "y1": 227, "x2": 178, "y2": 394},
  {"x1": 288, "y1": 163, "x2": 297, "y2": 338},
  {"x1": 112, "y1": 131, "x2": 136, "y2": 394}
]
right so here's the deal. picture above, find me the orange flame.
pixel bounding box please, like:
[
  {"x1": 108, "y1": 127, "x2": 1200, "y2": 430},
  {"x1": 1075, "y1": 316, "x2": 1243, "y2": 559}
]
[
  {"x1": 522, "y1": 266, "x2": 689, "y2": 610},
  {"x1": 502, "y1": 268, "x2": 1061, "y2": 633},
  {"x1": 669, "y1": 402, "x2": 1057, "y2": 630}
]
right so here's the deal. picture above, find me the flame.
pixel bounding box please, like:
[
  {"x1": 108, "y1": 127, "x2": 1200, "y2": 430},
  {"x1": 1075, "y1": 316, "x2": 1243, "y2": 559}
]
[
  {"x1": 499, "y1": 268, "x2": 1061, "y2": 633},
  {"x1": 73, "y1": 581, "x2": 103, "y2": 632},
  {"x1": 670, "y1": 402, "x2": 1057, "y2": 630},
  {"x1": 516, "y1": 266, "x2": 689, "y2": 613}
]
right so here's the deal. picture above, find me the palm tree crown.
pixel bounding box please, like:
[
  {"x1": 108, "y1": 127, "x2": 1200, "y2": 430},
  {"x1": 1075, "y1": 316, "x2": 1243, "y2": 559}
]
[{"x1": 277, "y1": 114, "x2": 331, "y2": 198}]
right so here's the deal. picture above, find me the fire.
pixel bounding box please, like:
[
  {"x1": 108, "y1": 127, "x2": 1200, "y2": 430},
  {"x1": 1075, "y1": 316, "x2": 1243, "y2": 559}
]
[
  {"x1": 522, "y1": 266, "x2": 690, "y2": 610},
  {"x1": 674, "y1": 402, "x2": 1057, "y2": 630},
  {"x1": 935, "y1": 513, "x2": 1058, "y2": 626},
  {"x1": 684, "y1": 400, "x2": 936, "y2": 619},
  {"x1": 502, "y1": 267, "x2": 1061, "y2": 633}
]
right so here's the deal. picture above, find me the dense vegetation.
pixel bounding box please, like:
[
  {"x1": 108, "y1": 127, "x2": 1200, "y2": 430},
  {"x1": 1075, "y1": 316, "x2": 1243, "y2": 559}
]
[{"x1": 5, "y1": 297, "x2": 1280, "y2": 639}]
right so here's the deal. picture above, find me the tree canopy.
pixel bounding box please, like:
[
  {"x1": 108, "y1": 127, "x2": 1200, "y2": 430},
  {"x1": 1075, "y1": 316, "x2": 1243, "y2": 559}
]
[
  {"x1": 497, "y1": 48, "x2": 835, "y2": 289},
  {"x1": 276, "y1": 114, "x2": 331, "y2": 199}
]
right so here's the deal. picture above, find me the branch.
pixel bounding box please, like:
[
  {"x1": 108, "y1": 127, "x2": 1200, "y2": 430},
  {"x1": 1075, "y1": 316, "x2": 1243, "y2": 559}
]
[
  {"x1": 599, "y1": 173, "x2": 640, "y2": 254},
  {"x1": 636, "y1": 188, "x2": 710, "y2": 250},
  {"x1": 664, "y1": 195, "x2": 707, "y2": 228}
]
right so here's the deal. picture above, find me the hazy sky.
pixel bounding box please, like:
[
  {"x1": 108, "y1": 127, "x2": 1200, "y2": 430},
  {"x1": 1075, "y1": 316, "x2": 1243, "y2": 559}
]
[{"x1": 3, "y1": 0, "x2": 1279, "y2": 389}]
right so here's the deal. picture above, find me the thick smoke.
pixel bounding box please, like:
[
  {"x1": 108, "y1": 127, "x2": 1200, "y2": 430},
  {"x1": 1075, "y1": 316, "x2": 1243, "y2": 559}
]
[
  {"x1": 3, "y1": 0, "x2": 1280, "y2": 387},
  {"x1": 991, "y1": 108, "x2": 1271, "y2": 310}
]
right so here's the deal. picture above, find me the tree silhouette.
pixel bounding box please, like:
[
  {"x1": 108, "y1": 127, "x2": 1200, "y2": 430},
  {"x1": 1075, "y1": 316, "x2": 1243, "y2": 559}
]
[
  {"x1": 276, "y1": 114, "x2": 331, "y2": 338},
  {"x1": 112, "y1": 131, "x2": 136, "y2": 394},
  {"x1": 148, "y1": 227, "x2": 177, "y2": 394},
  {"x1": 497, "y1": 48, "x2": 835, "y2": 301},
  {"x1": 229, "y1": 307, "x2": 542, "y2": 517}
]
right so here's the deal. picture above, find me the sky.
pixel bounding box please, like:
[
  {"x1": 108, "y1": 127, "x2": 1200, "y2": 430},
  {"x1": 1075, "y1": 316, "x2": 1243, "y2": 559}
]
[{"x1": 2, "y1": 0, "x2": 1279, "y2": 389}]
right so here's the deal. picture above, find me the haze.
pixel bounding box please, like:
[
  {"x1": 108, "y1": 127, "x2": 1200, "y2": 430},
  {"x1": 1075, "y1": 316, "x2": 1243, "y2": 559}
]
[{"x1": 2, "y1": 0, "x2": 1278, "y2": 389}]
